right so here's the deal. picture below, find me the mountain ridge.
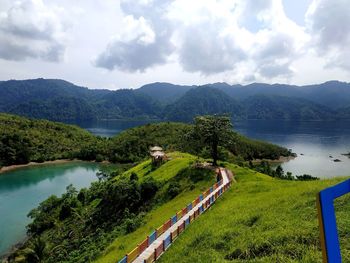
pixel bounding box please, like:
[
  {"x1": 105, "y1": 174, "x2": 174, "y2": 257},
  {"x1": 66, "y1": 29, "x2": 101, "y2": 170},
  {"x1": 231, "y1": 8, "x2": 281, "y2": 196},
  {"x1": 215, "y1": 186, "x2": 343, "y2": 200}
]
[{"x1": 0, "y1": 78, "x2": 349, "y2": 121}]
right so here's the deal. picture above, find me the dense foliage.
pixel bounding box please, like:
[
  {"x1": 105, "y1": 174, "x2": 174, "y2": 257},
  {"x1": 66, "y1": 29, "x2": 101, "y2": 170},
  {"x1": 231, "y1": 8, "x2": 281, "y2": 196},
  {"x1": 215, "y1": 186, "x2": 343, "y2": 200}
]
[
  {"x1": 0, "y1": 114, "x2": 108, "y2": 167},
  {"x1": 0, "y1": 114, "x2": 292, "y2": 168},
  {"x1": 164, "y1": 87, "x2": 244, "y2": 122},
  {"x1": 9, "y1": 156, "x2": 216, "y2": 263},
  {"x1": 1, "y1": 78, "x2": 350, "y2": 121}
]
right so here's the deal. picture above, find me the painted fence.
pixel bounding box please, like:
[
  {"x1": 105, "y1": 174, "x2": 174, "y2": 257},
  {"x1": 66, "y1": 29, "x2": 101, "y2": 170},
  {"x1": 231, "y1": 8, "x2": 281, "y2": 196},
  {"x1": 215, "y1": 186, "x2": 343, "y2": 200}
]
[{"x1": 118, "y1": 173, "x2": 233, "y2": 263}]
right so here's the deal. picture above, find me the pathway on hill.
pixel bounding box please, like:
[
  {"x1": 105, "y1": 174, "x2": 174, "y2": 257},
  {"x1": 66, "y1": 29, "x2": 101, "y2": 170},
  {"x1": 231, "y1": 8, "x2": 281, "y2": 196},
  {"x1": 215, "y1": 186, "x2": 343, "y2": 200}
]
[{"x1": 133, "y1": 168, "x2": 230, "y2": 263}]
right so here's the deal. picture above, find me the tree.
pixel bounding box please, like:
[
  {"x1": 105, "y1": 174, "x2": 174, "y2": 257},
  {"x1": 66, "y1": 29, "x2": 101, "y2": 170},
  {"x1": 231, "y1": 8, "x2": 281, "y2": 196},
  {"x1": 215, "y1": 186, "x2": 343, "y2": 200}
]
[{"x1": 192, "y1": 115, "x2": 233, "y2": 166}]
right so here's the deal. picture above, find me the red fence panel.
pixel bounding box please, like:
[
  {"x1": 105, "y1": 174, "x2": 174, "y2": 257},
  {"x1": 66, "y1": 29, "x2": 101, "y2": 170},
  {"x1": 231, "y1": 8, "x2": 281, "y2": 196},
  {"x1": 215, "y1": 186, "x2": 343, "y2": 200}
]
[
  {"x1": 138, "y1": 237, "x2": 149, "y2": 254},
  {"x1": 155, "y1": 242, "x2": 164, "y2": 260},
  {"x1": 178, "y1": 222, "x2": 185, "y2": 233},
  {"x1": 182, "y1": 207, "x2": 187, "y2": 215},
  {"x1": 163, "y1": 219, "x2": 171, "y2": 232}
]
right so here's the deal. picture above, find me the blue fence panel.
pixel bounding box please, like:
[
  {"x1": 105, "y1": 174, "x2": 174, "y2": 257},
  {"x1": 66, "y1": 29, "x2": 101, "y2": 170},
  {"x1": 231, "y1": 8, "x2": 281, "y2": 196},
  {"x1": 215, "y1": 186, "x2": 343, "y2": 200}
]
[
  {"x1": 118, "y1": 255, "x2": 127, "y2": 263},
  {"x1": 210, "y1": 187, "x2": 213, "y2": 193},
  {"x1": 199, "y1": 205, "x2": 204, "y2": 214},
  {"x1": 187, "y1": 203, "x2": 192, "y2": 211},
  {"x1": 199, "y1": 194, "x2": 203, "y2": 201},
  {"x1": 171, "y1": 215, "x2": 177, "y2": 225},
  {"x1": 164, "y1": 234, "x2": 172, "y2": 249},
  {"x1": 185, "y1": 217, "x2": 190, "y2": 227},
  {"x1": 149, "y1": 230, "x2": 157, "y2": 245}
]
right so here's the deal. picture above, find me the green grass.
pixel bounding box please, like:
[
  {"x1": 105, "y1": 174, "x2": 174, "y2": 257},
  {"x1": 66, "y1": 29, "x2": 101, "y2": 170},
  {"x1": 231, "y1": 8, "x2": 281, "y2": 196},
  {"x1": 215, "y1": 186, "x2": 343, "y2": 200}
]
[
  {"x1": 121, "y1": 152, "x2": 197, "y2": 182},
  {"x1": 95, "y1": 152, "x2": 215, "y2": 263},
  {"x1": 158, "y1": 163, "x2": 350, "y2": 263}
]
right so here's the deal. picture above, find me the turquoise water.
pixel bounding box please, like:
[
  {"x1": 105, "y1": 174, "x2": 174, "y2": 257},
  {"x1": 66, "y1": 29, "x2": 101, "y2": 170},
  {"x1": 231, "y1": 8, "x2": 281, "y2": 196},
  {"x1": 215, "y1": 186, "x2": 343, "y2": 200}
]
[{"x1": 0, "y1": 162, "x2": 103, "y2": 256}]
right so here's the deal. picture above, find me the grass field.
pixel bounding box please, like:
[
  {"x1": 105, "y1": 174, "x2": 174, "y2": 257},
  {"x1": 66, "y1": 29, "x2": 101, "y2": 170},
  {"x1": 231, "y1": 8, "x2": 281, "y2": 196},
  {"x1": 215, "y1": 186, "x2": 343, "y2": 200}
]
[
  {"x1": 95, "y1": 152, "x2": 216, "y2": 263},
  {"x1": 158, "y1": 163, "x2": 350, "y2": 263}
]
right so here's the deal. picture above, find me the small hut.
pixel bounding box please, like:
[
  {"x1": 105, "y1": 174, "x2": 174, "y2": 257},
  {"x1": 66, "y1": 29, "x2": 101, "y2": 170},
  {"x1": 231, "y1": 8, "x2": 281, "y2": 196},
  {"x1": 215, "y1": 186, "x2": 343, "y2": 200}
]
[{"x1": 150, "y1": 146, "x2": 166, "y2": 164}]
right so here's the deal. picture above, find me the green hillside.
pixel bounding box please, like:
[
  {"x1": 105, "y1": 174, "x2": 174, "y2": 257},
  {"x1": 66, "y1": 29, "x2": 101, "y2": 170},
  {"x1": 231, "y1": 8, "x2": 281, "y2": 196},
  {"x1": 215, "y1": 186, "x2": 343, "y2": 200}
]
[
  {"x1": 0, "y1": 113, "x2": 102, "y2": 167},
  {"x1": 94, "y1": 152, "x2": 216, "y2": 263},
  {"x1": 0, "y1": 113, "x2": 292, "y2": 168},
  {"x1": 9, "y1": 152, "x2": 217, "y2": 263},
  {"x1": 159, "y1": 164, "x2": 350, "y2": 262}
]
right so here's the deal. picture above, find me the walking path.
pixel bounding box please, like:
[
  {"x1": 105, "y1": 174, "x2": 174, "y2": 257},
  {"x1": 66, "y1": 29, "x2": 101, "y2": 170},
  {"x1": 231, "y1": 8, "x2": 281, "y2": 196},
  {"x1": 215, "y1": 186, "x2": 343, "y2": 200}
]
[{"x1": 128, "y1": 168, "x2": 231, "y2": 263}]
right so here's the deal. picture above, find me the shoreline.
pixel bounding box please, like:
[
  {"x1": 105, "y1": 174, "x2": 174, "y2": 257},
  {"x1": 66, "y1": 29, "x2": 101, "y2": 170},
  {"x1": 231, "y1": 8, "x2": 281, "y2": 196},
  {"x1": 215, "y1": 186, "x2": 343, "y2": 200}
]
[
  {"x1": 0, "y1": 159, "x2": 110, "y2": 174},
  {"x1": 251, "y1": 155, "x2": 296, "y2": 164}
]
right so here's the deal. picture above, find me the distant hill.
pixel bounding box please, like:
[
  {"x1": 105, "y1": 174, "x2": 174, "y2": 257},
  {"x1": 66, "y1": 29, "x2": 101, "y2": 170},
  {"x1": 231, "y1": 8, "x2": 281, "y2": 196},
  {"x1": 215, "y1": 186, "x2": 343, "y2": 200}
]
[
  {"x1": 0, "y1": 79, "x2": 161, "y2": 121},
  {"x1": 135, "y1": 82, "x2": 193, "y2": 104},
  {"x1": 0, "y1": 78, "x2": 350, "y2": 121},
  {"x1": 164, "y1": 86, "x2": 244, "y2": 122},
  {"x1": 243, "y1": 95, "x2": 335, "y2": 120}
]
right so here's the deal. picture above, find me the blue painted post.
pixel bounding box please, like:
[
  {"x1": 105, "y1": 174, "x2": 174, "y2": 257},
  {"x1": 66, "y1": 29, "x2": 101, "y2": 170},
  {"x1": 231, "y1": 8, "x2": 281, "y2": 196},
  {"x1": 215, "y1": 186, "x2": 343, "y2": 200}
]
[
  {"x1": 171, "y1": 215, "x2": 177, "y2": 225},
  {"x1": 118, "y1": 255, "x2": 127, "y2": 263},
  {"x1": 317, "y1": 179, "x2": 350, "y2": 263}
]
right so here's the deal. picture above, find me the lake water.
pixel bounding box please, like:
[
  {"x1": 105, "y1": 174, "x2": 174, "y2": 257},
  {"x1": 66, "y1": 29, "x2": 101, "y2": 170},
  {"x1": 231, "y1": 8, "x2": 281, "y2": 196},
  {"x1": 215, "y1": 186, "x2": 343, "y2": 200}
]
[
  {"x1": 0, "y1": 162, "x2": 105, "y2": 256},
  {"x1": 68, "y1": 119, "x2": 158, "y2": 137},
  {"x1": 75, "y1": 119, "x2": 350, "y2": 178},
  {"x1": 234, "y1": 120, "x2": 350, "y2": 178}
]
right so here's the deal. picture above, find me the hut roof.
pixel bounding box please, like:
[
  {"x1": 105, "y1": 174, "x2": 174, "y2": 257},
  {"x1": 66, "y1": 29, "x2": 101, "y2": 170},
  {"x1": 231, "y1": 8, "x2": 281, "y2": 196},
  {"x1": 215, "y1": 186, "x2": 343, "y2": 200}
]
[
  {"x1": 150, "y1": 146, "x2": 163, "y2": 151},
  {"x1": 150, "y1": 151, "x2": 165, "y2": 157}
]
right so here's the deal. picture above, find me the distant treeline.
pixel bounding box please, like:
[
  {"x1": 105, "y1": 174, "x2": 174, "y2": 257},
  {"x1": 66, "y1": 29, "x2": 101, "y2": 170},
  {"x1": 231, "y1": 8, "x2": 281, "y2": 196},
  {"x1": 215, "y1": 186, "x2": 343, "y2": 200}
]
[
  {"x1": 1, "y1": 78, "x2": 350, "y2": 122},
  {"x1": 0, "y1": 113, "x2": 292, "y2": 168}
]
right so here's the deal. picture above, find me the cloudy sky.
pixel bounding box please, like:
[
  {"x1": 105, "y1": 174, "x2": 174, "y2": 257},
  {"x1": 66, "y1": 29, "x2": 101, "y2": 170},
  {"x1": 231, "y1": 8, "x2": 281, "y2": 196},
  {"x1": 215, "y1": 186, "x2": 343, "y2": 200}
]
[{"x1": 0, "y1": 0, "x2": 349, "y2": 89}]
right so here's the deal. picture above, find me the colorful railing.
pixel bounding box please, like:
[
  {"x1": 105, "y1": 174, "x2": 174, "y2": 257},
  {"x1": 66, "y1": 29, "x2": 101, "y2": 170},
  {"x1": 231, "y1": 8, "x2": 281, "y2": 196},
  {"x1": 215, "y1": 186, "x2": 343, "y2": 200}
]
[{"x1": 118, "y1": 174, "x2": 233, "y2": 263}]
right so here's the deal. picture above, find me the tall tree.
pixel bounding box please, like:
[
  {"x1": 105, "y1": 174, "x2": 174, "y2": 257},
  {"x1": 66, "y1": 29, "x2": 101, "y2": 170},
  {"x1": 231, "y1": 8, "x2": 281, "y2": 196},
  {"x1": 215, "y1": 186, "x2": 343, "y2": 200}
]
[{"x1": 192, "y1": 115, "x2": 232, "y2": 166}]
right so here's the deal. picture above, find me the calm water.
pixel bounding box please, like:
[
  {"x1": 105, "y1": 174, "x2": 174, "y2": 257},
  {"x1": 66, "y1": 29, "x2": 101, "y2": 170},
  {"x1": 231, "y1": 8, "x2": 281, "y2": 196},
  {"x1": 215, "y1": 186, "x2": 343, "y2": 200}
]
[
  {"x1": 76, "y1": 119, "x2": 350, "y2": 178},
  {"x1": 69, "y1": 119, "x2": 158, "y2": 137},
  {"x1": 0, "y1": 162, "x2": 103, "y2": 256},
  {"x1": 234, "y1": 120, "x2": 350, "y2": 178}
]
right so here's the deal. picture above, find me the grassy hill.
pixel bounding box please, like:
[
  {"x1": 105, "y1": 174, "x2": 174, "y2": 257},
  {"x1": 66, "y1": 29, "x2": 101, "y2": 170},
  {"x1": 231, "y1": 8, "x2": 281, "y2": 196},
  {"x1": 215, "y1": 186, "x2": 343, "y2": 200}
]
[
  {"x1": 94, "y1": 152, "x2": 216, "y2": 263},
  {"x1": 158, "y1": 164, "x2": 350, "y2": 262}
]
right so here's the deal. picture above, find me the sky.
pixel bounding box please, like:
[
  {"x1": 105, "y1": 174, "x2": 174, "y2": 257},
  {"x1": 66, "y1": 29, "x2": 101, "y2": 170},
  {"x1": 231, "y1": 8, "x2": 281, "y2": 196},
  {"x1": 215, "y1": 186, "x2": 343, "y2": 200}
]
[{"x1": 0, "y1": 0, "x2": 349, "y2": 90}]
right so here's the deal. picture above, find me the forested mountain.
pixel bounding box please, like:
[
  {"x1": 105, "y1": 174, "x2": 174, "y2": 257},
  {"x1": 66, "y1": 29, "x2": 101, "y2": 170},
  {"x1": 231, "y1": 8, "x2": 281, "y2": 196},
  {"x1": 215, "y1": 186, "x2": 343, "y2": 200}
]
[
  {"x1": 164, "y1": 86, "x2": 244, "y2": 122},
  {"x1": 135, "y1": 82, "x2": 192, "y2": 104},
  {"x1": 0, "y1": 78, "x2": 349, "y2": 121},
  {"x1": 243, "y1": 95, "x2": 335, "y2": 120},
  {"x1": 0, "y1": 79, "x2": 161, "y2": 121}
]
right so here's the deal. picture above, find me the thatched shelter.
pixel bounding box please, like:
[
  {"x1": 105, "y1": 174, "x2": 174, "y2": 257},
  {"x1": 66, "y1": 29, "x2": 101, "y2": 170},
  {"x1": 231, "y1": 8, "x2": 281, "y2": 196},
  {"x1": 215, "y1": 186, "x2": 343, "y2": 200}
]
[{"x1": 149, "y1": 146, "x2": 166, "y2": 164}]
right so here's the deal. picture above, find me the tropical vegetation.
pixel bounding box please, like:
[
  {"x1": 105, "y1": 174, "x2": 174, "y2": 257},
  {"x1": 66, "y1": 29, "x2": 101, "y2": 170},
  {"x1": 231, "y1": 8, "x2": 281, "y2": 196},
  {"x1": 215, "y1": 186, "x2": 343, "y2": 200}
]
[{"x1": 1, "y1": 78, "x2": 350, "y2": 122}]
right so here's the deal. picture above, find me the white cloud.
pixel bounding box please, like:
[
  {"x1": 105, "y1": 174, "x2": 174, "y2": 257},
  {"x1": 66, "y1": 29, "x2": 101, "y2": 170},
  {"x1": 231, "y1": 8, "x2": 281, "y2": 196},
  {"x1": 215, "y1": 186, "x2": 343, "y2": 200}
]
[
  {"x1": 96, "y1": 0, "x2": 310, "y2": 81},
  {"x1": 306, "y1": 0, "x2": 350, "y2": 70},
  {"x1": 0, "y1": 0, "x2": 67, "y2": 62}
]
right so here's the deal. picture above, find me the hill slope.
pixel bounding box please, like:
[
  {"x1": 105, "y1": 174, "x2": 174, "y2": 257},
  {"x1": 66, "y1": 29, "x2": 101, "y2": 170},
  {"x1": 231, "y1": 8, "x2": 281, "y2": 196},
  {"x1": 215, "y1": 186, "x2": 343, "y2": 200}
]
[{"x1": 159, "y1": 164, "x2": 350, "y2": 262}]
